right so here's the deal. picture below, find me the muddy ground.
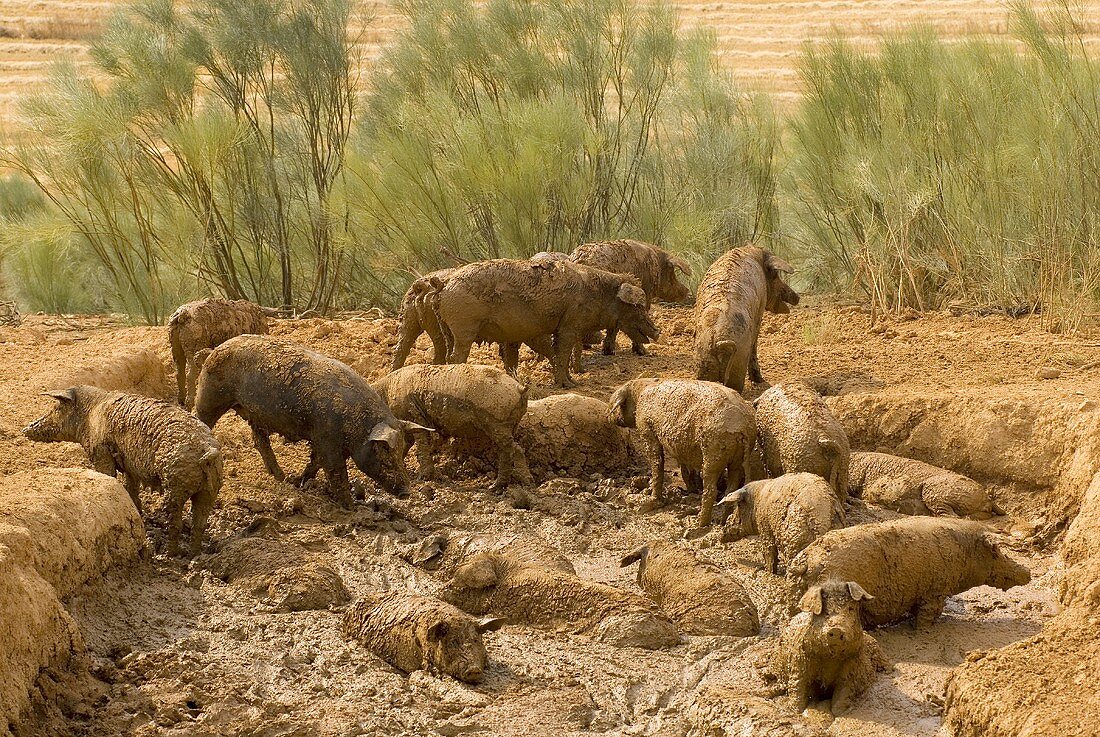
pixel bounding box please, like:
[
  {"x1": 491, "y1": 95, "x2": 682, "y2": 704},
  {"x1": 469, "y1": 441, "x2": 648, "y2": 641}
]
[{"x1": 1, "y1": 300, "x2": 1092, "y2": 737}]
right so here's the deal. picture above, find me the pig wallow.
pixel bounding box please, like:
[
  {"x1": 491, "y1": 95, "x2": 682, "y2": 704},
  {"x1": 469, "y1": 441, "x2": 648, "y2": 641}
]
[
  {"x1": 194, "y1": 335, "x2": 429, "y2": 506},
  {"x1": 373, "y1": 363, "x2": 532, "y2": 489},
  {"x1": 619, "y1": 540, "x2": 759, "y2": 636},
  {"x1": 694, "y1": 245, "x2": 799, "y2": 392},
  {"x1": 168, "y1": 297, "x2": 272, "y2": 408},
  {"x1": 714, "y1": 473, "x2": 844, "y2": 574},
  {"x1": 768, "y1": 580, "x2": 888, "y2": 715},
  {"x1": 609, "y1": 378, "x2": 756, "y2": 530},
  {"x1": 23, "y1": 386, "x2": 223, "y2": 556},
  {"x1": 788, "y1": 518, "x2": 1031, "y2": 628},
  {"x1": 342, "y1": 591, "x2": 504, "y2": 683},
  {"x1": 440, "y1": 550, "x2": 680, "y2": 649}
]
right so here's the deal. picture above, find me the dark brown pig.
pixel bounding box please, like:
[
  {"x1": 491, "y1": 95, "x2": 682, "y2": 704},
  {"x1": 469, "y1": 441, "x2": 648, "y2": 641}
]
[
  {"x1": 787, "y1": 518, "x2": 1031, "y2": 629},
  {"x1": 168, "y1": 297, "x2": 273, "y2": 408},
  {"x1": 769, "y1": 580, "x2": 887, "y2": 715},
  {"x1": 570, "y1": 239, "x2": 692, "y2": 355},
  {"x1": 435, "y1": 258, "x2": 659, "y2": 387},
  {"x1": 22, "y1": 386, "x2": 223, "y2": 556},
  {"x1": 194, "y1": 335, "x2": 429, "y2": 506},
  {"x1": 342, "y1": 591, "x2": 504, "y2": 683},
  {"x1": 694, "y1": 245, "x2": 799, "y2": 392}
]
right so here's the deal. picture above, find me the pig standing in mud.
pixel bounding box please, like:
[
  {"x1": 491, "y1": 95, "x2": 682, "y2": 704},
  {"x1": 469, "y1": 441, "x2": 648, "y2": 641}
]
[
  {"x1": 372, "y1": 363, "x2": 532, "y2": 489},
  {"x1": 694, "y1": 245, "x2": 799, "y2": 392},
  {"x1": 788, "y1": 518, "x2": 1031, "y2": 628},
  {"x1": 608, "y1": 378, "x2": 756, "y2": 530},
  {"x1": 168, "y1": 297, "x2": 273, "y2": 408},
  {"x1": 434, "y1": 258, "x2": 659, "y2": 387},
  {"x1": 23, "y1": 386, "x2": 223, "y2": 556},
  {"x1": 194, "y1": 335, "x2": 429, "y2": 506},
  {"x1": 342, "y1": 591, "x2": 504, "y2": 683},
  {"x1": 769, "y1": 580, "x2": 887, "y2": 715},
  {"x1": 570, "y1": 239, "x2": 692, "y2": 355}
]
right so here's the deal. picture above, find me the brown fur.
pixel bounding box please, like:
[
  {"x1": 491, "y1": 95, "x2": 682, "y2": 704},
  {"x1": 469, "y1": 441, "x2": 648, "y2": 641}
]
[
  {"x1": 168, "y1": 298, "x2": 270, "y2": 408},
  {"x1": 23, "y1": 386, "x2": 223, "y2": 556},
  {"x1": 694, "y1": 245, "x2": 798, "y2": 392}
]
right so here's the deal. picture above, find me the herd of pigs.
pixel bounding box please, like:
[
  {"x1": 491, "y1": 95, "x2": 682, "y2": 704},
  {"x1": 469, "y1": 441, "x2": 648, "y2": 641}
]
[{"x1": 19, "y1": 239, "x2": 1031, "y2": 719}]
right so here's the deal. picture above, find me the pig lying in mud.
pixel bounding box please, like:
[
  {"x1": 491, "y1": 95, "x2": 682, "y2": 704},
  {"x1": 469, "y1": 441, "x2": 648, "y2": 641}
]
[
  {"x1": 694, "y1": 245, "x2": 799, "y2": 392},
  {"x1": 168, "y1": 297, "x2": 273, "y2": 408},
  {"x1": 788, "y1": 518, "x2": 1031, "y2": 628},
  {"x1": 849, "y1": 452, "x2": 995, "y2": 519},
  {"x1": 342, "y1": 591, "x2": 504, "y2": 683},
  {"x1": 435, "y1": 258, "x2": 659, "y2": 387},
  {"x1": 754, "y1": 382, "x2": 850, "y2": 502},
  {"x1": 620, "y1": 540, "x2": 759, "y2": 636},
  {"x1": 715, "y1": 473, "x2": 844, "y2": 574},
  {"x1": 768, "y1": 580, "x2": 887, "y2": 715},
  {"x1": 194, "y1": 335, "x2": 429, "y2": 506},
  {"x1": 373, "y1": 363, "x2": 532, "y2": 489},
  {"x1": 609, "y1": 378, "x2": 756, "y2": 530},
  {"x1": 570, "y1": 239, "x2": 692, "y2": 355},
  {"x1": 440, "y1": 550, "x2": 680, "y2": 649},
  {"x1": 23, "y1": 386, "x2": 222, "y2": 556}
]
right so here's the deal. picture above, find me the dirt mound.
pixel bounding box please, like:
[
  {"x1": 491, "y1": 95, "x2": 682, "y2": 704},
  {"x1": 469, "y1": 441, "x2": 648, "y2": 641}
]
[
  {"x1": 686, "y1": 687, "x2": 827, "y2": 737},
  {"x1": 0, "y1": 468, "x2": 145, "y2": 732},
  {"x1": 45, "y1": 349, "x2": 170, "y2": 399}
]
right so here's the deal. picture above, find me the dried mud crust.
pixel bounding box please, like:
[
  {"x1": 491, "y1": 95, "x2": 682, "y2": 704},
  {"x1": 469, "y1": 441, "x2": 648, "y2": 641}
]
[{"x1": 0, "y1": 303, "x2": 1096, "y2": 736}]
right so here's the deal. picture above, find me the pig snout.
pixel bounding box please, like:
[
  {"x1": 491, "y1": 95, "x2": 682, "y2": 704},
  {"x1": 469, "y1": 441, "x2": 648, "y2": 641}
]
[
  {"x1": 447, "y1": 646, "x2": 489, "y2": 683},
  {"x1": 460, "y1": 663, "x2": 484, "y2": 683},
  {"x1": 825, "y1": 624, "x2": 850, "y2": 644},
  {"x1": 22, "y1": 417, "x2": 58, "y2": 442}
]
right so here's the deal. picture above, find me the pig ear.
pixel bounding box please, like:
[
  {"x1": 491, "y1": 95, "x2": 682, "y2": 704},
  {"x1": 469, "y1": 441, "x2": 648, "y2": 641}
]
[
  {"x1": 476, "y1": 616, "x2": 506, "y2": 633},
  {"x1": 368, "y1": 422, "x2": 402, "y2": 450},
  {"x1": 400, "y1": 420, "x2": 435, "y2": 434},
  {"x1": 427, "y1": 621, "x2": 449, "y2": 641},
  {"x1": 616, "y1": 283, "x2": 647, "y2": 307},
  {"x1": 670, "y1": 256, "x2": 692, "y2": 275},
  {"x1": 454, "y1": 557, "x2": 498, "y2": 590},
  {"x1": 763, "y1": 251, "x2": 794, "y2": 275},
  {"x1": 798, "y1": 586, "x2": 824, "y2": 615},
  {"x1": 619, "y1": 545, "x2": 649, "y2": 568},
  {"x1": 43, "y1": 389, "x2": 76, "y2": 403},
  {"x1": 846, "y1": 581, "x2": 874, "y2": 601}
]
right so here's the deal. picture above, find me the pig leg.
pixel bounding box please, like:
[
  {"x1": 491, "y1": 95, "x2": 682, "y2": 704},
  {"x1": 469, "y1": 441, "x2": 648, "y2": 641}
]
[
  {"x1": 189, "y1": 484, "x2": 216, "y2": 557},
  {"x1": 287, "y1": 450, "x2": 323, "y2": 487},
  {"x1": 391, "y1": 317, "x2": 420, "y2": 371},
  {"x1": 249, "y1": 424, "x2": 286, "y2": 482},
  {"x1": 601, "y1": 326, "x2": 618, "y2": 355},
  {"x1": 499, "y1": 343, "x2": 521, "y2": 378},
  {"x1": 748, "y1": 339, "x2": 764, "y2": 384},
  {"x1": 765, "y1": 542, "x2": 780, "y2": 575},
  {"x1": 123, "y1": 474, "x2": 144, "y2": 516},
  {"x1": 640, "y1": 428, "x2": 666, "y2": 502},
  {"x1": 421, "y1": 310, "x2": 450, "y2": 365},
  {"x1": 913, "y1": 596, "x2": 946, "y2": 629},
  {"x1": 415, "y1": 434, "x2": 438, "y2": 481},
  {"x1": 322, "y1": 454, "x2": 353, "y2": 508},
  {"x1": 571, "y1": 342, "x2": 585, "y2": 374},
  {"x1": 164, "y1": 486, "x2": 187, "y2": 557},
  {"x1": 696, "y1": 457, "x2": 724, "y2": 528},
  {"x1": 551, "y1": 331, "x2": 579, "y2": 388},
  {"x1": 185, "y1": 360, "x2": 200, "y2": 409},
  {"x1": 446, "y1": 324, "x2": 477, "y2": 365}
]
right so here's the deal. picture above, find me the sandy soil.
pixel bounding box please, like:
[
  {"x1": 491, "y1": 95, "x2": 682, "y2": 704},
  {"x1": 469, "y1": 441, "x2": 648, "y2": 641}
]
[{"x1": 0, "y1": 300, "x2": 1090, "y2": 736}]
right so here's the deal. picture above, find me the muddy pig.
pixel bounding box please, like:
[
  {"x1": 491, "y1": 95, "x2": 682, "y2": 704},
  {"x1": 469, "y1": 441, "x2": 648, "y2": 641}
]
[
  {"x1": 373, "y1": 363, "x2": 532, "y2": 489},
  {"x1": 694, "y1": 245, "x2": 798, "y2": 392},
  {"x1": 769, "y1": 580, "x2": 887, "y2": 715},
  {"x1": 440, "y1": 550, "x2": 680, "y2": 649},
  {"x1": 194, "y1": 335, "x2": 430, "y2": 506},
  {"x1": 755, "y1": 381, "x2": 850, "y2": 502},
  {"x1": 391, "y1": 268, "x2": 456, "y2": 371},
  {"x1": 23, "y1": 386, "x2": 222, "y2": 556},
  {"x1": 620, "y1": 540, "x2": 759, "y2": 636},
  {"x1": 168, "y1": 297, "x2": 273, "y2": 408},
  {"x1": 788, "y1": 518, "x2": 1031, "y2": 628},
  {"x1": 849, "y1": 452, "x2": 995, "y2": 519},
  {"x1": 714, "y1": 473, "x2": 844, "y2": 574},
  {"x1": 342, "y1": 591, "x2": 504, "y2": 683},
  {"x1": 609, "y1": 378, "x2": 756, "y2": 531},
  {"x1": 435, "y1": 258, "x2": 659, "y2": 387},
  {"x1": 570, "y1": 239, "x2": 692, "y2": 355}
]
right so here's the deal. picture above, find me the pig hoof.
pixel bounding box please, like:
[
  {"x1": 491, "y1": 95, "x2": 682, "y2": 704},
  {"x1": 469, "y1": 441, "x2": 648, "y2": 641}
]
[{"x1": 632, "y1": 344, "x2": 647, "y2": 356}]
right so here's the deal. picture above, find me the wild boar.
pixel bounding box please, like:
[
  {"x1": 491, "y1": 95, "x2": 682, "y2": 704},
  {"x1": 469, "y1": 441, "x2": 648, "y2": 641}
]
[
  {"x1": 849, "y1": 452, "x2": 995, "y2": 519},
  {"x1": 22, "y1": 386, "x2": 222, "y2": 556},
  {"x1": 193, "y1": 335, "x2": 429, "y2": 506},
  {"x1": 769, "y1": 580, "x2": 887, "y2": 715},
  {"x1": 435, "y1": 258, "x2": 659, "y2": 387},
  {"x1": 168, "y1": 297, "x2": 272, "y2": 408},
  {"x1": 342, "y1": 591, "x2": 504, "y2": 683},
  {"x1": 570, "y1": 239, "x2": 692, "y2": 355},
  {"x1": 439, "y1": 551, "x2": 680, "y2": 649},
  {"x1": 391, "y1": 268, "x2": 456, "y2": 370},
  {"x1": 619, "y1": 540, "x2": 759, "y2": 636},
  {"x1": 788, "y1": 518, "x2": 1031, "y2": 629},
  {"x1": 754, "y1": 381, "x2": 850, "y2": 502},
  {"x1": 608, "y1": 378, "x2": 756, "y2": 530},
  {"x1": 714, "y1": 473, "x2": 844, "y2": 574},
  {"x1": 694, "y1": 245, "x2": 799, "y2": 392},
  {"x1": 372, "y1": 364, "x2": 532, "y2": 489}
]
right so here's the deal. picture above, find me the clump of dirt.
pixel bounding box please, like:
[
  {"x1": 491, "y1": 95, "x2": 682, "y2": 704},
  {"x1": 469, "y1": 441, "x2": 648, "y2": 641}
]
[{"x1": 1, "y1": 301, "x2": 1097, "y2": 736}]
